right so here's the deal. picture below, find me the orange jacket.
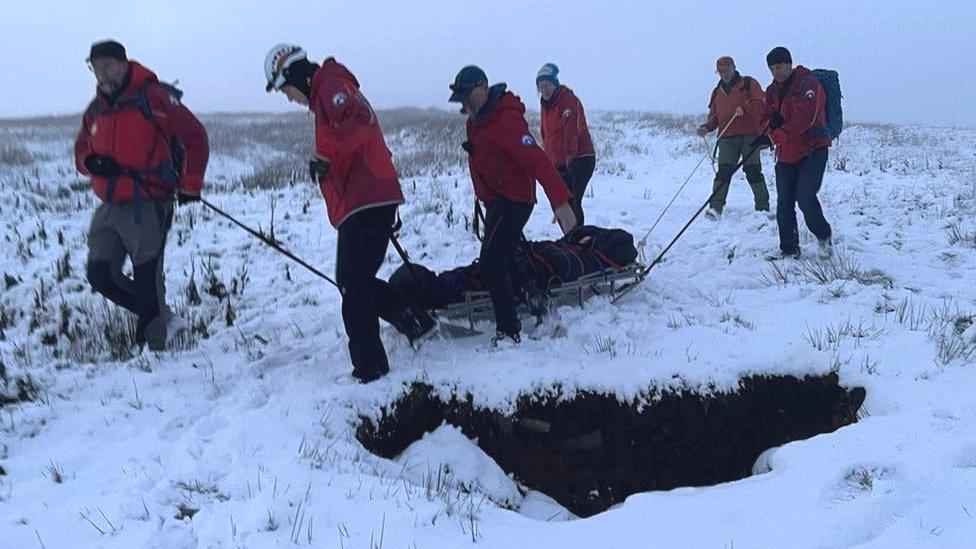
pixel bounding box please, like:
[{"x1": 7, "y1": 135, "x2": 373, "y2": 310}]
[{"x1": 704, "y1": 73, "x2": 765, "y2": 137}]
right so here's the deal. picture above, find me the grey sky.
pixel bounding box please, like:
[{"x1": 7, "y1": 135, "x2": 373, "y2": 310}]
[{"x1": 1, "y1": 0, "x2": 973, "y2": 126}]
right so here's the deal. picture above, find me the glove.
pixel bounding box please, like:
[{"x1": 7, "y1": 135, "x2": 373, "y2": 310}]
[
  {"x1": 696, "y1": 124, "x2": 710, "y2": 137},
  {"x1": 83, "y1": 154, "x2": 122, "y2": 178},
  {"x1": 309, "y1": 157, "x2": 330, "y2": 183},
  {"x1": 461, "y1": 140, "x2": 473, "y2": 154},
  {"x1": 553, "y1": 202, "x2": 577, "y2": 235},
  {"x1": 769, "y1": 112, "x2": 784, "y2": 129},
  {"x1": 750, "y1": 135, "x2": 773, "y2": 150},
  {"x1": 177, "y1": 193, "x2": 201, "y2": 206}
]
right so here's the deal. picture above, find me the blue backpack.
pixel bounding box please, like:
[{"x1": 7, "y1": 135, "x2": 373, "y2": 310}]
[{"x1": 809, "y1": 69, "x2": 843, "y2": 139}]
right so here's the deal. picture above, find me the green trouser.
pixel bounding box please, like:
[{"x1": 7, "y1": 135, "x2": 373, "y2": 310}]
[{"x1": 710, "y1": 135, "x2": 770, "y2": 213}]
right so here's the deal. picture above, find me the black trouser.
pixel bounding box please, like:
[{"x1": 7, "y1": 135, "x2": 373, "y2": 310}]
[
  {"x1": 557, "y1": 155, "x2": 595, "y2": 227},
  {"x1": 774, "y1": 147, "x2": 832, "y2": 254},
  {"x1": 477, "y1": 198, "x2": 533, "y2": 337},
  {"x1": 335, "y1": 205, "x2": 405, "y2": 381}
]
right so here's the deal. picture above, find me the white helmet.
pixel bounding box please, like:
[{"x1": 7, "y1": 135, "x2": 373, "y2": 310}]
[{"x1": 264, "y1": 43, "x2": 307, "y2": 92}]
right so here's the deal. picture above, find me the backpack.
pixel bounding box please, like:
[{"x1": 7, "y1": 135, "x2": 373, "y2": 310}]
[{"x1": 809, "y1": 69, "x2": 843, "y2": 140}]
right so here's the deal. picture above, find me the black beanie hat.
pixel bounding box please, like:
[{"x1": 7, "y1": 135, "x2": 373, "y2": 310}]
[
  {"x1": 282, "y1": 58, "x2": 319, "y2": 98},
  {"x1": 766, "y1": 46, "x2": 792, "y2": 67},
  {"x1": 88, "y1": 40, "x2": 127, "y2": 62}
]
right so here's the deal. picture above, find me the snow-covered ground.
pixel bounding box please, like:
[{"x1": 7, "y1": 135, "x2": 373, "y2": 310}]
[{"x1": 2, "y1": 109, "x2": 976, "y2": 548}]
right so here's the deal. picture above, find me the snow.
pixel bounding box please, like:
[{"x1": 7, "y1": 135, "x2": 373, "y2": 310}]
[{"x1": 2, "y1": 111, "x2": 976, "y2": 547}]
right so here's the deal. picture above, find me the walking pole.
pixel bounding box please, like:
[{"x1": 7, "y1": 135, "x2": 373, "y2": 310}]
[
  {"x1": 613, "y1": 123, "x2": 771, "y2": 304},
  {"x1": 636, "y1": 111, "x2": 741, "y2": 259},
  {"x1": 122, "y1": 170, "x2": 344, "y2": 293},
  {"x1": 199, "y1": 198, "x2": 344, "y2": 293}
]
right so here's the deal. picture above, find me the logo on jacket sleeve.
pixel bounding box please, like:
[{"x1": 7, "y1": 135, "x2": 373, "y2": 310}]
[
  {"x1": 332, "y1": 92, "x2": 347, "y2": 106},
  {"x1": 562, "y1": 109, "x2": 572, "y2": 118},
  {"x1": 804, "y1": 89, "x2": 816, "y2": 99},
  {"x1": 521, "y1": 134, "x2": 535, "y2": 146}
]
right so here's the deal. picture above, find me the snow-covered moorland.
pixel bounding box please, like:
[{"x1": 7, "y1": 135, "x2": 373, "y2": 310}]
[{"x1": 2, "y1": 107, "x2": 976, "y2": 548}]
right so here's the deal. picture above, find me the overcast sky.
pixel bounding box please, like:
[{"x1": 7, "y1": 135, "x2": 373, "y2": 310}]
[{"x1": 1, "y1": 0, "x2": 973, "y2": 126}]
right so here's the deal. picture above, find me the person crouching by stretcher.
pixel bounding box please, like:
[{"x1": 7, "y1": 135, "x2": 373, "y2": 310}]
[{"x1": 448, "y1": 65, "x2": 577, "y2": 346}]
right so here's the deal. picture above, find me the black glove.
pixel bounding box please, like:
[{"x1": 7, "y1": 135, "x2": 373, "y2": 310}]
[
  {"x1": 83, "y1": 154, "x2": 122, "y2": 178},
  {"x1": 461, "y1": 140, "x2": 473, "y2": 154},
  {"x1": 309, "y1": 158, "x2": 330, "y2": 183},
  {"x1": 769, "y1": 112, "x2": 784, "y2": 130},
  {"x1": 177, "y1": 193, "x2": 201, "y2": 205},
  {"x1": 751, "y1": 135, "x2": 773, "y2": 150}
]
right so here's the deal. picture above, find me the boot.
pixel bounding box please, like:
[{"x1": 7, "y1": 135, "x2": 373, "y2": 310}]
[
  {"x1": 817, "y1": 236, "x2": 834, "y2": 259},
  {"x1": 491, "y1": 329, "x2": 521, "y2": 347},
  {"x1": 390, "y1": 307, "x2": 438, "y2": 348}
]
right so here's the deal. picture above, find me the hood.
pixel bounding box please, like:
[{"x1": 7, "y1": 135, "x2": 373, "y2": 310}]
[
  {"x1": 316, "y1": 57, "x2": 360, "y2": 89},
  {"x1": 473, "y1": 84, "x2": 522, "y2": 123},
  {"x1": 309, "y1": 57, "x2": 360, "y2": 110}
]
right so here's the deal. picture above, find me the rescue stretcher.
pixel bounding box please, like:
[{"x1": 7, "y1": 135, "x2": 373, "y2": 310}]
[{"x1": 436, "y1": 262, "x2": 648, "y2": 333}]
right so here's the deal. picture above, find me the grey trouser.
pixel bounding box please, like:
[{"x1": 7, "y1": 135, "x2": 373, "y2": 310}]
[{"x1": 86, "y1": 199, "x2": 174, "y2": 350}]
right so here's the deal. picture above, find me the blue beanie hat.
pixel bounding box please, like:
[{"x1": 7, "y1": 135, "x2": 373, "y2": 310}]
[{"x1": 535, "y1": 63, "x2": 559, "y2": 87}]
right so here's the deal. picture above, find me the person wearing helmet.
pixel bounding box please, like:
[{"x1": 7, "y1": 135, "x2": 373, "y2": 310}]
[
  {"x1": 536, "y1": 63, "x2": 595, "y2": 228},
  {"x1": 448, "y1": 65, "x2": 576, "y2": 345},
  {"x1": 264, "y1": 44, "x2": 436, "y2": 383}
]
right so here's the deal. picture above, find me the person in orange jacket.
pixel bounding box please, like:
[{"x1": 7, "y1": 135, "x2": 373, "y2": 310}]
[
  {"x1": 536, "y1": 63, "x2": 595, "y2": 228},
  {"x1": 697, "y1": 56, "x2": 770, "y2": 219}
]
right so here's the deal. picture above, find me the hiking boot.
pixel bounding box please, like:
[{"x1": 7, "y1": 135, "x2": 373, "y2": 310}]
[
  {"x1": 391, "y1": 308, "x2": 439, "y2": 348},
  {"x1": 491, "y1": 329, "x2": 521, "y2": 347},
  {"x1": 765, "y1": 249, "x2": 801, "y2": 261},
  {"x1": 407, "y1": 310, "x2": 438, "y2": 349},
  {"x1": 817, "y1": 237, "x2": 834, "y2": 259},
  {"x1": 352, "y1": 364, "x2": 390, "y2": 384},
  {"x1": 705, "y1": 207, "x2": 722, "y2": 221},
  {"x1": 524, "y1": 287, "x2": 549, "y2": 318}
]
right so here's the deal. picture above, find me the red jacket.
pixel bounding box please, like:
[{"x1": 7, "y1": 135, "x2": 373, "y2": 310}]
[
  {"x1": 466, "y1": 85, "x2": 570, "y2": 209},
  {"x1": 704, "y1": 73, "x2": 765, "y2": 137},
  {"x1": 74, "y1": 61, "x2": 209, "y2": 203},
  {"x1": 764, "y1": 66, "x2": 831, "y2": 164},
  {"x1": 539, "y1": 85, "x2": 595, "y2": 168},
  {"x1": 309, "y1": 58, "x2": 404, "y2": 228}
]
